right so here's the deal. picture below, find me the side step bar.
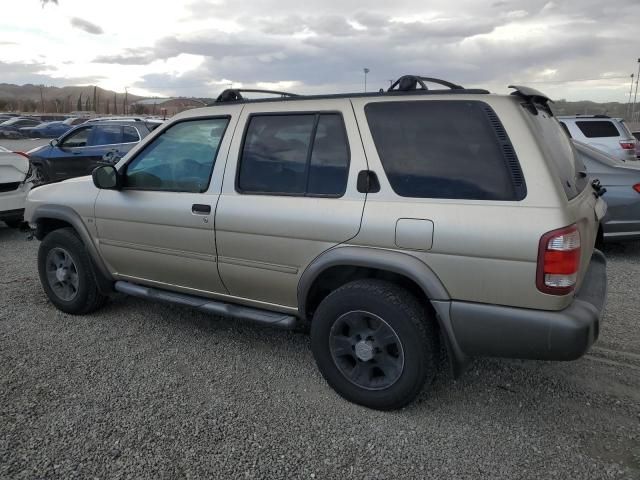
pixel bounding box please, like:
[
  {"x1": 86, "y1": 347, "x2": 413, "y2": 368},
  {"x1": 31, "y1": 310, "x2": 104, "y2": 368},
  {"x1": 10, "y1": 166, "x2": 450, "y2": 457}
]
[{"x1": 114, "y1": 281, "x2": 297, "y2": 330}]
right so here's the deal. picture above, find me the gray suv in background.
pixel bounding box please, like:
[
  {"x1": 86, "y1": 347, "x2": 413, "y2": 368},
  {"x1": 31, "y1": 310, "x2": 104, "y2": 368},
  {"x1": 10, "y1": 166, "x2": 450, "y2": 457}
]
[
  {"x1": 558, "y1": 115, "x2": 637, "y2": 162},
  {"x1": 24, "y1": 76, "x2": 608, "y2": 410}
]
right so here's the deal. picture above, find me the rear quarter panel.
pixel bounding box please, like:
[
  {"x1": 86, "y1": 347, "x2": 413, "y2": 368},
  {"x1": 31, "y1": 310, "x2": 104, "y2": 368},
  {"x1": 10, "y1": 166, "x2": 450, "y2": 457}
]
[{"x1": 351, "y1": 95, "x2": 589, "y2": 311}]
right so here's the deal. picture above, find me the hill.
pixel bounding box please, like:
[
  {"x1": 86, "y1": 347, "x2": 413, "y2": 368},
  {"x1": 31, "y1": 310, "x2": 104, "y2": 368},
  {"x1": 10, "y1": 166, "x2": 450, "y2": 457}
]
[{"x1": 0, "y1": 83, "x2": 143, "y2": 114}]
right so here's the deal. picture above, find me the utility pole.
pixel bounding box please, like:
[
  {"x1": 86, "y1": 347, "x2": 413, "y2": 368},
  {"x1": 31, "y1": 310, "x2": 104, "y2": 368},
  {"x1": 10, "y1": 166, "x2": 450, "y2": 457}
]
[
  {"x1": 363, "y1": 68, "x2": 370, "y2": 92},
  {"x1": 632, "y1": 58, "x2": 640, "y2": 123},
  {"x1": 124, "y1": 87, "x2": 129, "y2": 115},
  {"x1": 39, "y1": 84, "x2": 45, "y2": 113},
  {"x1": 627, "y1": 73, "x2": 635, "y2": 119}
]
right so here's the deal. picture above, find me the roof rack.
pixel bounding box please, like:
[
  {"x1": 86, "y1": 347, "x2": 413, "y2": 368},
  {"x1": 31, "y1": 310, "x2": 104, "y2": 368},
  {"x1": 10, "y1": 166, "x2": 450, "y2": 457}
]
[
  {"x1": 388, "y1": 75, "x2": 464, "y2": 92},
  {"x1": 215, "y1": 88, "x2": 299, "y2": 103}
]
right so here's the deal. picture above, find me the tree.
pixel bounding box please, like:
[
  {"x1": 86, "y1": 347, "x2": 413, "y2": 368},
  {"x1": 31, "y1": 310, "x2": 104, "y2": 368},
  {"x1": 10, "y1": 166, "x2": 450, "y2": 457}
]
[
  {"x1": 92, "y1": 86, "x2": 98, "y2": 114},
  {"x1": 113, "y1": 92, "x2": 117, "y2": 114},
  {"x1": 105, "y1": 99, "x2": 110, "y2": 114},
  {"x1": 76, "y1": 93, "x2": 82, "y2": 111},
  {"x1": 85, "y1": 96, "x2": 90, "y2": 111}
]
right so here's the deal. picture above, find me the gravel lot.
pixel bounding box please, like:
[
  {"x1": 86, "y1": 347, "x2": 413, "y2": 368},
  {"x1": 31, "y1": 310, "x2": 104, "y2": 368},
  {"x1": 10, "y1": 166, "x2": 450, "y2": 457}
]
[{"x1": 1, "y1": 225, "x2": 639, "y2": 479}]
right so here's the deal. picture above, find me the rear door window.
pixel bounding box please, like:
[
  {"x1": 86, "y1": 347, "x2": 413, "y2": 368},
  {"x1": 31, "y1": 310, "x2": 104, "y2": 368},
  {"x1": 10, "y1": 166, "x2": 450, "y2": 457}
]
[
  {"x1": 238, "y1": 113, "x2": 350, "y2": 196},
  {"x1": 576, "y1": 121, "x2": 619, "y2": 138},
  {"x1": 365, "y1": 100, "x2": 525, "y2": 200},
  {"x1": 90, "y1": 125, "x2": 123, "y2": 146}
]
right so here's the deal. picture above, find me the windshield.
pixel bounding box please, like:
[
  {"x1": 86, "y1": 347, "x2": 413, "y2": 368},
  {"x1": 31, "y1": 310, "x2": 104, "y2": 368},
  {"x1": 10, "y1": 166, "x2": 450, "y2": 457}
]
[{"x1": 1, "y1": 118, "x2": 20, "y2": 126}]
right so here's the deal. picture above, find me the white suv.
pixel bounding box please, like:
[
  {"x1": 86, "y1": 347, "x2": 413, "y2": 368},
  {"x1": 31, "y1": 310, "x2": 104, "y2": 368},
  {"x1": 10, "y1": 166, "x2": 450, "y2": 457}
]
[{"x1": 558, "y1": 115, "x2": 637, "y2": 162}]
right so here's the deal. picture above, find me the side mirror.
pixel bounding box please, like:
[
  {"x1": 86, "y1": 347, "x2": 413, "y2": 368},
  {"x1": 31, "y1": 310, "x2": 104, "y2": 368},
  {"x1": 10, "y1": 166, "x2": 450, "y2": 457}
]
[
  {"x1": 49, "y1": 138, "x2": 59, "y2": 147},
  {"x1": 92, "y1": 165, "x2": 121, "y2": 190}
]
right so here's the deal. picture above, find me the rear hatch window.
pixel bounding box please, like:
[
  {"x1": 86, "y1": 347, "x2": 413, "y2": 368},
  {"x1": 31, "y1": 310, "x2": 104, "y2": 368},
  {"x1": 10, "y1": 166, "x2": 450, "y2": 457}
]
[
  {"x1": 575, "y1": 120, "x2": 619, "y2": 138},
  {"x1": 528, "y1": 110, "x2": 589, "y2": 200}
]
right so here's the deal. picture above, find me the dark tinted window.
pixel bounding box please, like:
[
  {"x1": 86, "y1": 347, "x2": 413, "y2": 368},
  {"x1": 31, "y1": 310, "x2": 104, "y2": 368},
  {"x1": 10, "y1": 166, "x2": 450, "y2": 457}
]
[
  {"x1": 91, "y1": 125, "x2": 122, "y2": 145},
  {"x1": 238, "y1": 113, "x2": 349, "y2": 196},
  {"x1": 365, "y1": 101, "x2": 524, "y2": 200},
  {"x1": 308, "y1": 115, "x2": 349, "y2": 195},
  {"x1": 576, "y1": 120, "x2": 619, "y2": 138},
  {"x1": 123, "y1": 126, "x2": 140, "y2": 142},
  {"x1": 125, "y1": 118, "x2": 229, "y2": 192},
  {"x1": 634, "y1": 132, "x2": 640, "y2": 141}
]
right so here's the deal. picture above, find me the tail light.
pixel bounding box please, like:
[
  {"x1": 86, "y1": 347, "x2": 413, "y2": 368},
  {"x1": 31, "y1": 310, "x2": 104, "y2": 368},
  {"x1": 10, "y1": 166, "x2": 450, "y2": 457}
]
[
  {"x1": 13, "y1": 151, "x2": 29, "y2": 158},
  {"x1": 620, "y1": 141, "x2": 636, "y2": 150},
  {"x1": 537, "y1": 224, "x2": 581, "y2": 295},
  {"x1": 634, "y1": 184, "x2": 640, "y2": 193}
]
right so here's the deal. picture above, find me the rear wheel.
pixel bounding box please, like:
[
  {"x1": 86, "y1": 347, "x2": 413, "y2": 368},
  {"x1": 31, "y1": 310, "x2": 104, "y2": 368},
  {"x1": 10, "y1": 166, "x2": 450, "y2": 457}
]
[
  {"x1": 38, "y1": 228, "x2": 107, "y2": 314},
  {"x1": 311, "y1": 279, "x2": 437, "y2": 410}
]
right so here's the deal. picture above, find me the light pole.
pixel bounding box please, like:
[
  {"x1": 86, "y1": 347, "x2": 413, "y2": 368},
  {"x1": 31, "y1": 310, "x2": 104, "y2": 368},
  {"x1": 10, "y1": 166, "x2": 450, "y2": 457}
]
[
  {"x1": 632, "y1": 59, "x2": 640, "y2": 122},
  {"x1": 627, "y1": 73, "x2": 635, "y2": 120},
  {"x1": 363, "y1": 68, "x2": 370, "y2": 92}
]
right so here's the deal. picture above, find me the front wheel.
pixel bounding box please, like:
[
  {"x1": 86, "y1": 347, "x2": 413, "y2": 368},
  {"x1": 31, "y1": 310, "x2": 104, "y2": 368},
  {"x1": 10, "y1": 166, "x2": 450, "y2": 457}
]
[
  {"x1": 37, "y1": 228, "x2": 107, "y2": 315},
  {"x1": 311, "y1": 279, "x2": 438, "y2": 410}
]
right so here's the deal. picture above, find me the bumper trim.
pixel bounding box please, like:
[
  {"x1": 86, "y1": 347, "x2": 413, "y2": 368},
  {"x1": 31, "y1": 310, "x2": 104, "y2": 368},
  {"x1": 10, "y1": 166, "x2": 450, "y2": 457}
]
[{"x1": 448, "y1": 250, "x2": 607, "y2": 361}]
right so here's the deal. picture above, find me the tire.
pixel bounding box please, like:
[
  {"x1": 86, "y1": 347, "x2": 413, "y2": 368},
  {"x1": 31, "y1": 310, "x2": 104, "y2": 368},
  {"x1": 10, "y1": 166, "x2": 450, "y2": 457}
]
[
  {"x1": 311, "y1": 279, "x2": 437, "y2": 410},
  {"x1": 37, "y1": 227, "x2": 107, "y2": 315}
]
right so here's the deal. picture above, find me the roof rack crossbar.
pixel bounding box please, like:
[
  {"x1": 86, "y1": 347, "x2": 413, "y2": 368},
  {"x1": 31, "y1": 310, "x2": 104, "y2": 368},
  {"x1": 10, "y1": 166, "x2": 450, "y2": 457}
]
[
  {"x1": 388, "y1": 75, "x2": 464, "y2": 92},
  {"x1": 215, "y1": 88, "x2": 300, "y2": 103}
]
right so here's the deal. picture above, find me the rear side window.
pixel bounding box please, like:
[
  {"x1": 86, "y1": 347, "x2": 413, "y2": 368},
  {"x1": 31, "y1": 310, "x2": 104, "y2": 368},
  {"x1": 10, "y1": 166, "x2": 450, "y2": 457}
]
[
  {"x1": 576, "y1": 121, "x2": 619, "y2": 138},
  {"x1": 238, "y1": 113, "x2": 349, "y2": 196},
  {"x1": 123, "y1": 126, "x2": 140, "y2": 143},
  {"x1": 365, "y1": 101, "x2": 525, "y2": 200}
]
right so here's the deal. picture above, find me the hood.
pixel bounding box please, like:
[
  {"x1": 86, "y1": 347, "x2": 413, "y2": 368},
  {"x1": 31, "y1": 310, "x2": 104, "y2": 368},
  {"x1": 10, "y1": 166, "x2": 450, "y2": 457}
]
[{"x1": 0, "y1": 152, "x2": 29, "y2": 183}]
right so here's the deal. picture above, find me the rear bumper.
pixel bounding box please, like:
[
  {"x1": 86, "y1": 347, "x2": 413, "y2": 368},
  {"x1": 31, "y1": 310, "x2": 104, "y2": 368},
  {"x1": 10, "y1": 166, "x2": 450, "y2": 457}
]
[{"x1": 448, "y1": 250, "x2": 607, "y2": 361}]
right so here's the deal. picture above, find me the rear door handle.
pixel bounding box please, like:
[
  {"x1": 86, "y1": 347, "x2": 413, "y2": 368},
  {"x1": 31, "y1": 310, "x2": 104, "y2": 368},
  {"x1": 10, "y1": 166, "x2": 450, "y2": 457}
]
[{"x1": 192, "y1": 204, "x2": 211, "y2": 214}]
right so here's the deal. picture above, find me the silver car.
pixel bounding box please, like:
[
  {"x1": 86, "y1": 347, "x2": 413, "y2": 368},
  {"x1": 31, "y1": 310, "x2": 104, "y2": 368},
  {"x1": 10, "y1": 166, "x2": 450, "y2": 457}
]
[
  {"x1": 558, "y1": 115, "x2": 637, "y2": 163},
  {"x1": 574, "y1": 140, "x2": 640, "y2": 242}
]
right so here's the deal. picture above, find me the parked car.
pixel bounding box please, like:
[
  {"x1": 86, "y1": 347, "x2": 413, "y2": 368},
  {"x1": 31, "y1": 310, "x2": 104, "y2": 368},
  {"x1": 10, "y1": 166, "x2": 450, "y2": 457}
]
[
  {"x1": 0, "y1": 117, "x2": 41, "y2": 139},
  {"x1": 87, "y1": 116, "x2": 164, "y2": 130},
  {"x1": 24, "y1": 77, "x2": 607, "y2": 410},
  {"x1": 632, "y1": 131, "x2": 640, "y2": 159},
  {"x1": 574, "y1": 140, "x2": 640, "y2": 242},
  {"x1": 0, "y1": 146, "x2": 31, "y2": 227},
  {"x1": 27, "y1": 121, "x2": 153, "y2": 184},
  {"x1": 557, "y1": 115, "x2": 637, "y2": 162},
  {"x1": 20, "y1": 121, "x2": 71, "y2": 139}
]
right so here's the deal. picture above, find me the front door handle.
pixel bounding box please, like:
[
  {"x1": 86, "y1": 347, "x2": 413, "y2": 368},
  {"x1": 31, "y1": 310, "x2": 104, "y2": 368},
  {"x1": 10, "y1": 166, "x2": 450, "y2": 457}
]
[{"x1": 192, "y1": 204, "x2": 211, "y2": 214}]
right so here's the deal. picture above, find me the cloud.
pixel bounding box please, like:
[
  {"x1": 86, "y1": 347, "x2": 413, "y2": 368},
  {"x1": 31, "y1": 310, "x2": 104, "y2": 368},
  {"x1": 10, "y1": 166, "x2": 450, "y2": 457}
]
[
  {"x1": 70, "y1": 17, "x2": 104, "y2": 35},
  {"x1": 93, "y1": 48, "x2": 156, "y2": 65},
  {"x1": 2, "y1": 0, "x2": 639, "y2": 102}
]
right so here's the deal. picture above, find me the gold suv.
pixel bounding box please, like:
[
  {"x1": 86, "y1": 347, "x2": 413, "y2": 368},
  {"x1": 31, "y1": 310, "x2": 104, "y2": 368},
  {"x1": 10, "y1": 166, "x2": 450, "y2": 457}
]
[{"x1": 25, "y1": 76, "x2": 608, "y2": 410}]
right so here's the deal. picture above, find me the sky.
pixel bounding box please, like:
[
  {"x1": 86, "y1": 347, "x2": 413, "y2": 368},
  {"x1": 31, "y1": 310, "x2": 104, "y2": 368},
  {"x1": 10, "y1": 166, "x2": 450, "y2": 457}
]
[{"x1": 0, "y1": 0, "x2": 638, "y2": 102}]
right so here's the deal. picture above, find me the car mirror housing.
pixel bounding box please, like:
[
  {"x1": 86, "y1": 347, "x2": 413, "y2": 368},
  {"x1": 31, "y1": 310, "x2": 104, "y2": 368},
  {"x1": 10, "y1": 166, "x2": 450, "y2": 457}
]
[
  {"x1": 49, "y1": 138, "x2": 59, "y2": 147},
  {"x1": 92, "y1": 165, "x2": 121, "y2": 190}
]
